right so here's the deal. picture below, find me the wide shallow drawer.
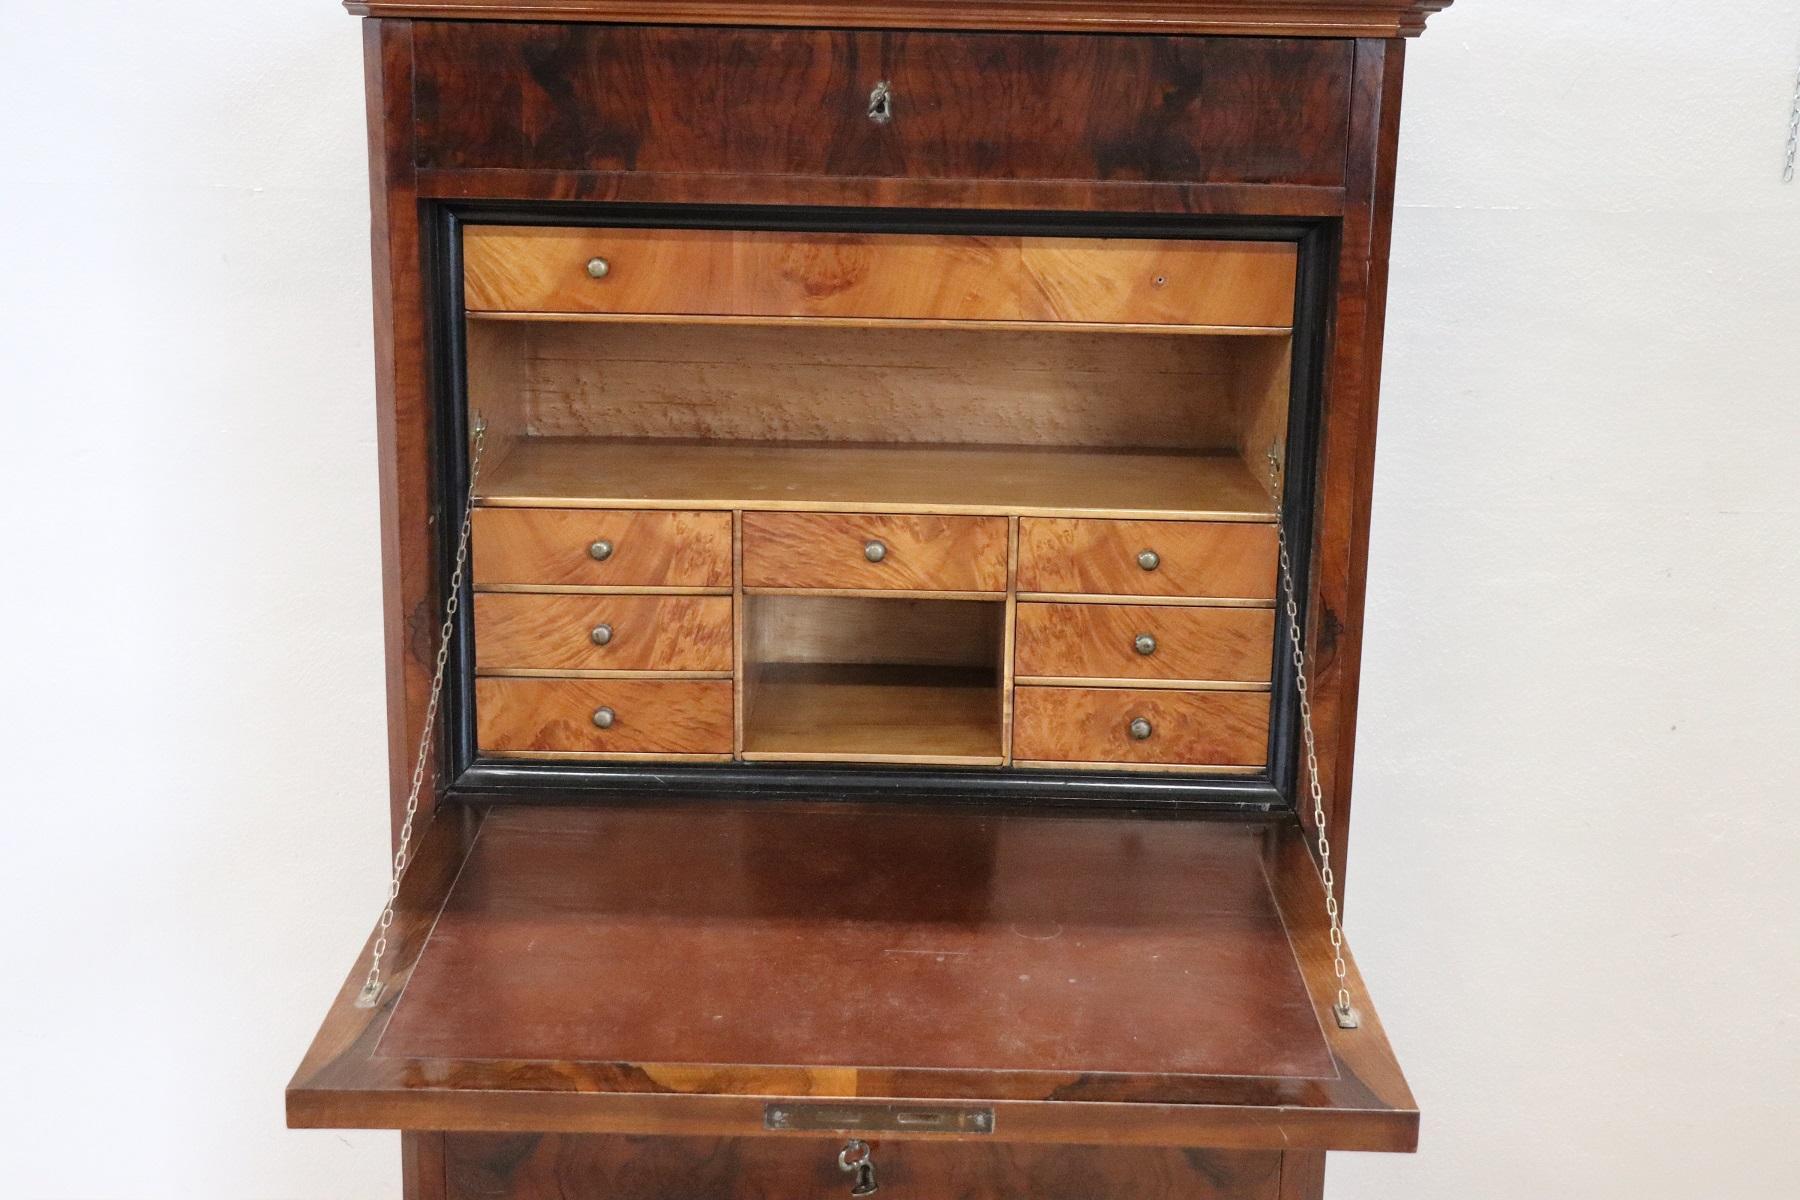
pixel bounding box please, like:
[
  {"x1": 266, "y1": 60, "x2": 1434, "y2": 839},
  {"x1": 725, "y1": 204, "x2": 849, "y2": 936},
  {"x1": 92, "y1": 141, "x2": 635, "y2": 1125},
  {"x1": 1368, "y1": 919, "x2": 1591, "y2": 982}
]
[
  {"x1": 1018, "y1": 517, "x2": 1277, "y2": 599},
  {"x1": 1016, "y1": 602, "x2": 1275, "y2": 683},
  {"x1": 471, "y1": 508, "x2": 732, "y2": 589},
  {"x1": 742, "y1": 512, "x2": 1008, "y2": 592},
  {"x1": 464, "y1": 227, "x2": 1296, "y2": 329},
  {"x1": 416, "y1": 24, "x2": 1353, "y2": 188},
  {"x1": 476, "y1": 677, "x2": 734, "y2": 755},
  {"x1": 442, "y1": 1132, "x2": 1283, "y2": 1200},
  {"x1": 1013, "y1": 686, "x2": 1269, "y2": 767},
  {"x1": 474, "y1": 593, "x2": 733, "y2": 673}
]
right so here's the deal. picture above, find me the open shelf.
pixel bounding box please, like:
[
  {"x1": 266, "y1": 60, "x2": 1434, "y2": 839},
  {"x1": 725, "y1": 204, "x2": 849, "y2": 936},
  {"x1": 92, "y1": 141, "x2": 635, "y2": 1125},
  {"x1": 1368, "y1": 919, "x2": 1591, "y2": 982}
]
[
  {"x1": 477, "y1": 437, "x2": 1277, "y2": 521},
  {"x1": 743, "y1": 664, "x2": 1004, "y2": 765}
]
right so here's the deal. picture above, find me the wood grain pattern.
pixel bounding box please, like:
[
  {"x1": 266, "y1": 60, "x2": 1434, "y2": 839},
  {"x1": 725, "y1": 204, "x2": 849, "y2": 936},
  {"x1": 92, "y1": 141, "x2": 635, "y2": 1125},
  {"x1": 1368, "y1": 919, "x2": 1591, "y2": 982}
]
[
  {"x1": 747, "y1": 595, "x2": 1004, "y2": 669},
  {"x1": 1015, "y1": 603, "x2": 1276, "y2": 683},
  {"x1": 742, "y1": 512, "x2": 1008, "y2": 592},
  {"x1": 289, "y1": 807, "x2": 1416, "y2": 1151},
  {"x1": 493, "y1": 320, "x2": 1258, "y2": 450},
  {"x1": 471, "y1": 508, "x2": 732, "y2": 588},
  {"x1": 474, "y1": 593, "x2": 733, "y2": 673},
  {"x1": 1012, "y1": 686, "x2": 1270, "y2": 766},
  {"x1": 476, "y1": 677, "x2": 734, "y2": 753},
  {"x1": 478, "y1": 439, "x2": 1276, "y2": 520},
  {"x1": 442, "y1": 1132, "x2": 1283, "y2": 1200},
  {"x1": 466, "y1": 227, "x2": 1296, "y2": 330},
  {"x1": 1018, "y1": 518, "x2": 1278, "y2": 598},
  {"x1": 418, "y1": 26, "x2": 1356, "y2": 184},
  {"x1": 359, "y1": 1, "x2": 1453, "y2": 37}
]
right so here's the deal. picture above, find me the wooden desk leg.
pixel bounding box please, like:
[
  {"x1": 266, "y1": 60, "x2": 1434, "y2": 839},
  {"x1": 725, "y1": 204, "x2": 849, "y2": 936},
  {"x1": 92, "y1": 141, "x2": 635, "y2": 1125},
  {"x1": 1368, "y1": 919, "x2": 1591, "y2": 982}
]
[{"x1": 1281, "y1": 1150, "x2": 1327, "y2": 1199}]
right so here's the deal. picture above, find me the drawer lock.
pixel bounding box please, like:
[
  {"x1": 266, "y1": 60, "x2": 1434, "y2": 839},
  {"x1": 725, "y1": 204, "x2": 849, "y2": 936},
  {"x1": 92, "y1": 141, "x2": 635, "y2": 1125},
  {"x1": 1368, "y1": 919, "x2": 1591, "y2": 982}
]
[{"x1": 765, "y1": 1101, "x2": 994, "y2": 1135}]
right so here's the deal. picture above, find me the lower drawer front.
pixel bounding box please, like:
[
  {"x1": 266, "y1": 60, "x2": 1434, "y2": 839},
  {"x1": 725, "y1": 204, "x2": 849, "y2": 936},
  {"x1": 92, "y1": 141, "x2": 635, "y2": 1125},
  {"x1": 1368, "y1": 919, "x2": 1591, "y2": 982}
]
[
  {"x1": 474, "y1": 593, "x2": 733, "y2": 673},
  {"x1": 443, "y1": 1132, "x2": 1283, "y2": 1200},
  {"x1": 1013, "y1": 686, "x2": 1270, "y2": 767},
  {"x1": 476, "y1": 678, "x2": 733, "y2": 755}
]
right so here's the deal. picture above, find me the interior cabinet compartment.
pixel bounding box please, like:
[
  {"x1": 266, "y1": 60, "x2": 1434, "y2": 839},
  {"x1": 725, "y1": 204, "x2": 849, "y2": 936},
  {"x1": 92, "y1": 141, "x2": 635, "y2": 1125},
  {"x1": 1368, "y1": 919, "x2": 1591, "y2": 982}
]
[
  {"x1": 466, "y1": 314, "x2": 1294, "y2": 521},
  {"x1": 742, "y1": 595, "x2": 1007, "y2": 765}
]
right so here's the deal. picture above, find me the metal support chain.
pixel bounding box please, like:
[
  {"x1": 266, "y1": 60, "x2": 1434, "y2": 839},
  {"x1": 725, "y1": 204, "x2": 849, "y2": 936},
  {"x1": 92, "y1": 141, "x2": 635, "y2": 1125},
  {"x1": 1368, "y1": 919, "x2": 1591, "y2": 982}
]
[
  {"x1": 1268, "y1": 449, "x2": 1360, "y2": 1031},
  {"x1": 355, "y1": 415, "x2": 488, "y2": 1008},
  {"x1": 1785, "y1": 57, "x2": 1800, "y2": 183}
]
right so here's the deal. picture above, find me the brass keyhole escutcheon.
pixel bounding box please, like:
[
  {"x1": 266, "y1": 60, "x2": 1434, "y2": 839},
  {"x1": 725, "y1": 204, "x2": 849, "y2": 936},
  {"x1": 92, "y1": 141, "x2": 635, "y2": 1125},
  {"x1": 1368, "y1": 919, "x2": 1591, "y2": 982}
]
[
  {"x1": 867, "y1": 80, "x2": 893, "y2": 125},
  {"x1": 838, "y1": 1140, "x2": 878, "y2": 1196}
]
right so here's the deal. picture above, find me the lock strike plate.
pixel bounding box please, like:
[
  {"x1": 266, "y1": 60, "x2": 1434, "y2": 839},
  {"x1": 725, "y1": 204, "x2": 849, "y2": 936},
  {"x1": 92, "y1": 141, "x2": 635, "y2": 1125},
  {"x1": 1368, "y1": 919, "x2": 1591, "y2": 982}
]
[{"x1": 765, "y1": 1102, "x2": 995, "y2": 1135}]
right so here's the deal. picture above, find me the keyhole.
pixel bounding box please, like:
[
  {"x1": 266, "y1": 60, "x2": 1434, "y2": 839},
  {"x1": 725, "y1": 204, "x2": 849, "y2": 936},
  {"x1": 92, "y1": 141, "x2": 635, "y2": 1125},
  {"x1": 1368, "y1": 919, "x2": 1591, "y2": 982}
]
[{"x1": 868, "y1": 81, "x2": 893, "y2": 125}]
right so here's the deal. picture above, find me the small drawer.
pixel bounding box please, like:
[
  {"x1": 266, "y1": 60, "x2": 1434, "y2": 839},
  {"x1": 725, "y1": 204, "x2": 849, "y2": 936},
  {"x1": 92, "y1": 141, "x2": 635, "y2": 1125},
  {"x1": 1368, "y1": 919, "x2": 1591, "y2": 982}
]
[
  {"x1": 1015, "y1": 603, "x2": 1275, "y2": 683},
  {"x1": 742, "y1": 512, "x2": 1008, "y2": 593},
  {"x1": 476, "y1": 678, "x2": 734, "y2": 755},
  {"x1": 1013, "y1": 686, "x2": 1269, "y2": 768},
  {"x1": 471, "y1": 508, "x2": 732, "y2": 589},
  {"x1": 1017, "y1": 518, "x2": 1276, "y2": 599},
  {"x1": 474, "y1": 594, "x2": 733, "y2": 673},
  {"x1": 463, "y1": 226, "x2": 1295, "y2": 330}
]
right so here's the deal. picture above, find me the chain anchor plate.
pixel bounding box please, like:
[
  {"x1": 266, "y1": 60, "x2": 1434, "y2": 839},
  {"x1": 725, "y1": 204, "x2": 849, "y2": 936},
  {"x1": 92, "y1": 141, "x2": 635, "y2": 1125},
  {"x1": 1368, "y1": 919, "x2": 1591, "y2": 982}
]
[
  {"x1": 1268, "y1": 447, "x2": 1359, "y2": 1031},
  {"x1": 355, "y1": 415, "x2": 488, "y2": 1009}
]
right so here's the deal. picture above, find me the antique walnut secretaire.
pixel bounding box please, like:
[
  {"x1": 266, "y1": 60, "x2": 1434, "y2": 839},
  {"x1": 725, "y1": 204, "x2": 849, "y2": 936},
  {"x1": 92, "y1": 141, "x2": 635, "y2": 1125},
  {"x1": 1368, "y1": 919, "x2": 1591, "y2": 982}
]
[{"x1": 288, "y1": 2, "x2": 1458, "y2": 1196}]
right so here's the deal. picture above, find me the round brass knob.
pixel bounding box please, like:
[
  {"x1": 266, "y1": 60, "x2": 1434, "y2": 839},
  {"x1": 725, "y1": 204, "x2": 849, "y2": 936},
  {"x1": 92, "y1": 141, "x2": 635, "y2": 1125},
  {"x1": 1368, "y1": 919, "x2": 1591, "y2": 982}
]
[
  {"x1": 586, "y1": 256, "x2": 610, "y2": 279},
  {"x1": 1134, "y1": 633, "x2": 1157, "y2": 656},
  {"x1": 592, "y1": 706, "x2": 616, "y2": 729},
  {"x1": 588, "y1": 539, "x2": 614, "y2": 561},
  {"x1": 590, "y1": 623, "x2": 614, "y2": 646},
  {"x1": 1128, "y1": 717, "x2": 1153, "y2": 741},
  {"x1": 864, "y1": 539, "x2": 888, "y2": 563},
  {"x1": 1137, "y1": 549, "x2": 1161, "y2": 572}
]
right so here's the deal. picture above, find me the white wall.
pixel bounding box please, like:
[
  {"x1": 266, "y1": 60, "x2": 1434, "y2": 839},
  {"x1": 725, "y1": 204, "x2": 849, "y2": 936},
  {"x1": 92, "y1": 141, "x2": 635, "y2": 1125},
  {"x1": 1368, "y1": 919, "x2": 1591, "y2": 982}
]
[{"x1": 0, "y1": 2, "x2": 1795, "y2": 1197}]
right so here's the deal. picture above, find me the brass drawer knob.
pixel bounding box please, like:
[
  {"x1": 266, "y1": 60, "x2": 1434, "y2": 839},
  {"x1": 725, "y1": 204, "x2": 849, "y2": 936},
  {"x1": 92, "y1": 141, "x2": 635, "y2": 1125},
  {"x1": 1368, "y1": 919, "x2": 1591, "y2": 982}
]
[
  {"x1": 1137, "y1": 549, "x2": 1160, "y2": 571},
  {"x1": 588, "y1": 539, "x2": 614, "y2": 561},
  {"x1": 586, "y1": 256, "x2": 610, "y2": 279},
  {"x1": 1133, "y1": 633, "x2": 1157, "y2": 656},
  {"x1": 592, "y1": 706, "x2": 616, "y2": 729},
  {"x1": 1128, "y1": 716, "x2": 1153, "y2": 741},
  {"x1": 590, "y1": 623, "x2": 614, "y2": 646},
  {"x1": 864, "y1": 539, "x2": 888, "y2": 563}
]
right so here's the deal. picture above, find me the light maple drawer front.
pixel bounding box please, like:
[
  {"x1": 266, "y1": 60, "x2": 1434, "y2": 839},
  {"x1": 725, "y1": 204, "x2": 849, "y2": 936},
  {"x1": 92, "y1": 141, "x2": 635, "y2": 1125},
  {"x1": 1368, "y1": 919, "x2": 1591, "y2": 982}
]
[
  {"x1": 472, "y1": 508, "x2": 732, "y2": 589},
  {"x1": 1018, "y1": 518, "x2": 1277, "y2": 599},
  {"x1": 474, "y1": 594, "x2": 733, "y2": 674},
  {"x1": 1016, "y1": 603, "x2": 1275, "y2": 683},
  {"x1": 464, "y1": 226, "x2": 1295, "y2": 330},
  {"x1": 1013, "y1": 687, "x2": 1269, "y2": 767},
  {"x1": 742, "y1": 512, "x2": 1008, "y2": 592},
  {"x1": 476, "y1": 678, "x2": 733, "y2": 755}
]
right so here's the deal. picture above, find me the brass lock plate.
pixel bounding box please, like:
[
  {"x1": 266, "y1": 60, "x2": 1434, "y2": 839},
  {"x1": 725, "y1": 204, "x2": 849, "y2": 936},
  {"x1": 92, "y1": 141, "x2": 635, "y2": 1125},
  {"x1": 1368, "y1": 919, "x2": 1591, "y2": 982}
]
[{"x1": 765, "y1": 1102, "x2": 995, "y2": 1135}]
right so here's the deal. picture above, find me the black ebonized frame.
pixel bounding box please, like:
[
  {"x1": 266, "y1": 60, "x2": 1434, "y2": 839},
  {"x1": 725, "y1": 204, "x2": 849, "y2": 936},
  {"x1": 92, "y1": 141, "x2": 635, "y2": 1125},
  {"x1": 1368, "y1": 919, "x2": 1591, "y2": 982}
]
[{"x1": 428, "y1": 202, "x2": 1332, "y2": 815}]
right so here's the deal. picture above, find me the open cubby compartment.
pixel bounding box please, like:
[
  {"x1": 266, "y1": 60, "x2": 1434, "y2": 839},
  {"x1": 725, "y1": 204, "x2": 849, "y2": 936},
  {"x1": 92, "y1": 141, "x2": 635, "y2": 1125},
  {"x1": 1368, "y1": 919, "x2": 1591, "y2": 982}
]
[
  {"x1": 466, "y1": 319, "x2": 1294, "y2": 518},
  {"x1": 742, "y1": 595, "x2": 1007, "y2": 766}
]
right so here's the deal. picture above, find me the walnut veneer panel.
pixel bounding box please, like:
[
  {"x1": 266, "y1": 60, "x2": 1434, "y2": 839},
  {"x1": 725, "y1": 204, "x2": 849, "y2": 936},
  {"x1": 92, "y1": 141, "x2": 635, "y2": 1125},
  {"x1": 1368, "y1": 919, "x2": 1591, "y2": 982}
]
[
  {"x1": 378, "y1": 805, "x2": 1330, "y2": 1077},
  {"x1": 474, "y1": 593, "x2": 733, "y2": 673},
  {"x1": 476, "y1": 678, "x2": 734, "y2": 753},
  {"x1": 1019, "y1": 517, "x2": 1278, "y2": 598},
  {"x1": 466, "y1": 227, "x2": 1296, "y2": 330},
  {"x1": 741, "y1": 512, "x2": 1009, "y2": 592},
  {"x1": 443, "y1": 1132, "x2": 1283, "y2": 1200},
  {"x1": 471, "y1": 508, "x2": 732, "y2": 588},
  {"x1": 1013, "y1": 686, "x2": 1270, "y2": 766},
  {"x1": 418, "y1": 26, "x2": 1354, "y2": 186},
  {"x1": 1016, "y1": 602, "x2": 1276, "y2": 683}
]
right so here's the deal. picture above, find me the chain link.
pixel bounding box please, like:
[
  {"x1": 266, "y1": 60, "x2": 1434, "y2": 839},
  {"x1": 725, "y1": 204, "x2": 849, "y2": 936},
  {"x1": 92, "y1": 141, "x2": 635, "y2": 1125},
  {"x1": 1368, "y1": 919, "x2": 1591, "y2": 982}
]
[
  {"x1": 1784, "y1": 59, "x2": 1800, "y2": 183},
  {"x1": 356, "y1": 416, "x2": 487, "y2": 1008},
  {"x1": 1268, "y1": 450, "x2": 1359, "y2": 1030}
]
